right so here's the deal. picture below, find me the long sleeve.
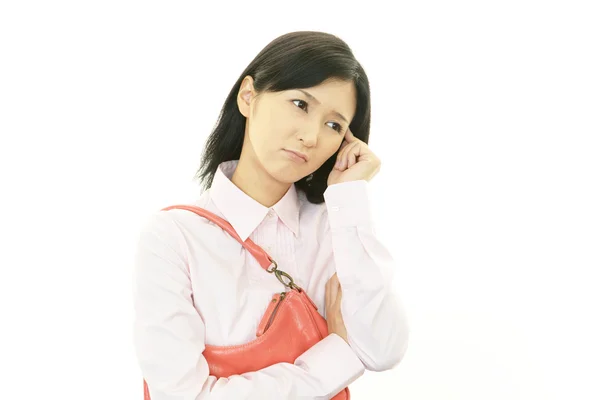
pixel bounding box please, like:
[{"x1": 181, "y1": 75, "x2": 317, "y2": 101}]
[
  {"x1": 132, "y1": 211, "x2": 365, "y2": 400},
  {"x1": 322, "y1": 180, "x2": 410, "y2": 372}
]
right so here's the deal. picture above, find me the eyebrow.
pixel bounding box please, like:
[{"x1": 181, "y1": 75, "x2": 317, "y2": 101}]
[{"x1": 296, "y1": 89, "x2": 349, "y2": 125}]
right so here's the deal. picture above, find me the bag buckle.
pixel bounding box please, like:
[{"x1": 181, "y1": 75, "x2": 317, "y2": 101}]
[{"x1": 267, "y1": 258, "x2": 299, "y2": 290}]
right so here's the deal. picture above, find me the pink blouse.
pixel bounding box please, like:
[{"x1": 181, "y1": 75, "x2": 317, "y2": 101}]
[{"x1": 133, "y1": 160, "x2": 410, "y2": 399}]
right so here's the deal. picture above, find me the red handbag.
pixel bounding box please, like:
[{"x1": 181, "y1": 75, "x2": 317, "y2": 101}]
[{"x1": 142, "y1": 205, "x2": 351, "y2": 399}]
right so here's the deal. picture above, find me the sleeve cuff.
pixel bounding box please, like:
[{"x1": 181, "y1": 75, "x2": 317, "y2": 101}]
[
  {"x1": 323, "y1": 180, "x2": 372, "y2": 229},
  {"x1": 294, "y1": 333, "x2": 366, "y2": 395}
]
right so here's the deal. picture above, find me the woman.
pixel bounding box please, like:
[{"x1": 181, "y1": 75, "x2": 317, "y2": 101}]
[{"x1": 133, "y1": 31, "x2": 410, "y2": 399}]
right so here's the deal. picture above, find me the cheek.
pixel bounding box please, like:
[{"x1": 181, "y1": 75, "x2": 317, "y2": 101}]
[
  {"x1": 312, "y1": 138, "x2": 343, "y2": 165},
  {"x1": 248, "y1": 122, "x2": 276, "y2": 151},
  {"x1": 327, "y1": 137, "x2": 345, "y2": 156},
  {"x1": 261, "y1": 116, "x2": 292, "y2": 146}
]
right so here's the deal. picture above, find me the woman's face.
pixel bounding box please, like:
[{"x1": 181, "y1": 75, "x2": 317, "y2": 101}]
[{"x1": 237, "y1": 76, "x2": 357, "y2": 184}]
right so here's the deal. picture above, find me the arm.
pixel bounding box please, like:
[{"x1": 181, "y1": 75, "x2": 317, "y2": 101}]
[
  {"x1": 132, "y1": 211, "x2": 365, "y2": 400},
  {"x1": 322, "y1": 180, "x2": 411, "y2": 372}
]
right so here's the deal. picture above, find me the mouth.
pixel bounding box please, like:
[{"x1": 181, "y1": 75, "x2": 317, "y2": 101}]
[{"x1": 283, "y1": 149, "x2": 308, "y2": 163}]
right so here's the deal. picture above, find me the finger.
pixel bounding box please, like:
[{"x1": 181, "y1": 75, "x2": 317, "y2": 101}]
[
  {"x1": 339, "y1": 141, "x2": 361, "y2": 169},
  {"x1": 334, "y1": 280, "x2": 343, "y2": 309},
  {"x1": 344, "y1": 127, "x2": 357, "y2": 143},
  {"x1": 347, "y1": 140, "x2": 376, "y2": 169},
  {"x1": 327, "y1": 273, "x2": 339, "y2": 298},
  {"x1": 346, "y1": 142, "x2": 363, "y2": 168},
  {"x1": 336, "y1": 282, "x2": 342, "y2": 307},
  {"x1": 333, "y1": 142, "x2": 348, "y2": 170},
  {"x1": 337, "y1": 140, "x2": 351, "y2": 159},
  {"x1": 337, "y1": 141, "x2": 355, "y2": 169},
  {"x1": 330, "y1": 277, "x2": 339, "y2": 303},
  {"x1": 325, "y1": 273, "x2": 338, "y2": 302},
  {"x1": 329, "y1": 272, "x2": 338, "y2": 285}
]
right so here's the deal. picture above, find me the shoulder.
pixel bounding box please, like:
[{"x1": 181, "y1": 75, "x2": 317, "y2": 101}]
[{"x1": 138, "y1": 190, "x2": 224, "y2": 245}]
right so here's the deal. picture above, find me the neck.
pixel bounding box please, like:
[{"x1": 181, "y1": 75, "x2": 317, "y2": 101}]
[{"x1": 231, "y1": 155, "x2": 291, "y2": 208}]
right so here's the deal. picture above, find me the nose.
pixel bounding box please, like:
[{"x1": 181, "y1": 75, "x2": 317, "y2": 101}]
[{"x1": 297, "y1": 122, "x2": 319, "y2": 148}]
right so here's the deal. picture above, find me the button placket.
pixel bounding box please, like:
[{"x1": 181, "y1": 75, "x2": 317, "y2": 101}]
[{"x1": 265, "y1": 209, "x2": 277, "y2": 253}]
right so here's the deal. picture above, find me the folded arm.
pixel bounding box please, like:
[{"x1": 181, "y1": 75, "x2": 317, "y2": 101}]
[
  {"x1": 133, "y1": 211, "x2": 366, "y2": 400},
  {"x1": 323, "y1": 180, "x2": 411, "y2": 372}
]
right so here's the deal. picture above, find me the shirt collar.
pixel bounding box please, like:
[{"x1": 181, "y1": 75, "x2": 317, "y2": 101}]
[{"x1": 208, "y1": 160, "x2": 300, "y2": 242}]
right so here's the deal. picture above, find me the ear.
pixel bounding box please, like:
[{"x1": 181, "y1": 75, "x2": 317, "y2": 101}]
[{"x1": 237, "y1": 75, "x2": 256, "y2": 118}]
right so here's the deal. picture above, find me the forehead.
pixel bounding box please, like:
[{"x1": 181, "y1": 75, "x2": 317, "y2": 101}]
[{"x1": 302, "y1": 78, "x2": 356, "y2": 100}]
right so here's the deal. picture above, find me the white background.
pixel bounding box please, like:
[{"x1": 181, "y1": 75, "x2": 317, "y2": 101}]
[{"x1": 1, "y1": 1, "x2": 598, "y2": 399}]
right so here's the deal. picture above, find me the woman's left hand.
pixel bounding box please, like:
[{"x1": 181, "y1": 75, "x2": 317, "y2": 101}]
[{"x1": 327, "y1": 127, "x2": 381, "y2": 186}]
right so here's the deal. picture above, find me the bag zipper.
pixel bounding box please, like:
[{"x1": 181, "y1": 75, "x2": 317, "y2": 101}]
[{"x1": 263, "y1": 291, "x2": 286, "y2": 332}]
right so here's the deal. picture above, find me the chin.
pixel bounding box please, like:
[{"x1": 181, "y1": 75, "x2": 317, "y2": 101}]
[
  {"x1": 265, "y1": 163, "x2": 305, "y2": 184},
  {"x1": 273, "y1": 171, "x2": 303, "y2": 185}
]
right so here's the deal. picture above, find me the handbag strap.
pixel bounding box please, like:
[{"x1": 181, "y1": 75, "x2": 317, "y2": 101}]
[{"x1": 160, "y1": 205, "x2": 299, "y2": 290}]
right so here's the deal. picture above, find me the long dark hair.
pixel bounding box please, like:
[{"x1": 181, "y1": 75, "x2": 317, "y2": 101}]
[{"x1": 194, "y1": 31, "x2": 371, "y2": 204}]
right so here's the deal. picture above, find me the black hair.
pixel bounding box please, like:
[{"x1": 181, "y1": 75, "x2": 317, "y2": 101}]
[{"x1": 194, "y1": 30, "x2": 371, "y2": 204}]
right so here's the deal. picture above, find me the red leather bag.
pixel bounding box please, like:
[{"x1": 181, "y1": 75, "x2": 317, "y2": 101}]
[{"x1": 142, "y1": 205, "x2": 351, "y2": 399}]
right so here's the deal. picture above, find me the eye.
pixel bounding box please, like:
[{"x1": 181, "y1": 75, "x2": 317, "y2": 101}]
[
  {"x1": 292, "y1": 100, "x2": 344, "y2": 133},
  {"x1": 327, "y1": 121, "x2": 343, "y2": 133},
  {"x1": 292, "y1": 99, "x2": 308, "y2": 112}
]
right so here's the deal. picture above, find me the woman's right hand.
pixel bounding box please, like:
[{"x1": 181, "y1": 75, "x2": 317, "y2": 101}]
[{"x1": 325, "y1": 273, "x2": 349, "y2": 344}]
